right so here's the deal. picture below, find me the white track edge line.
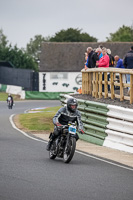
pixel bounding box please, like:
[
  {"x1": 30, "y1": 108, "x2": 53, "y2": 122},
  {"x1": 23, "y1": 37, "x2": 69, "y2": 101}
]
[{"x1": 10, "y1": 114, "x2": 47, "y2": 143}]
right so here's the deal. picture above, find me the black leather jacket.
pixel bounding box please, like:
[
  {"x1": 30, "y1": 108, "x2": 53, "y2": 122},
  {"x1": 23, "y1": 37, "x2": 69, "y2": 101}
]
[
  {"x1": 53, "y1": 106, "x2": 83, "y2": 130},
  {"x1": 123, "y1": 50, "x2": 133, "y2": 69}
]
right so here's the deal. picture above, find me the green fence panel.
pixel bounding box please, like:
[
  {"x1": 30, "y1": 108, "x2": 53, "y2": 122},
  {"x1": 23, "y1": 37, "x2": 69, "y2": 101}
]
[
  {"x1": 0, "y1": 84, "x2": 7, "y2": 92},
  {"x1": 26, "y1": 91, "x2": 62, "y2": 100}
]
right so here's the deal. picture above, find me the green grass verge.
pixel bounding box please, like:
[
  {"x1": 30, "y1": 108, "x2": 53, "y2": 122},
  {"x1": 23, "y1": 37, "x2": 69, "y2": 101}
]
[
  {"x1": 0, "y1": 92, "x2": 21, "y2": 101},
  {"x1": 0, "y1": 92, "x2": 8, "y2": 101},
  {"x1": 19, "y1": 106, "x2": 61, "y2": 131}
]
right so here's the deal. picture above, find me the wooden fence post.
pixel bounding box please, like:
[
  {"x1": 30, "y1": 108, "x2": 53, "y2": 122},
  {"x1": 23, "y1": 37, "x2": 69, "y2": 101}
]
[
  {"x1": 92, "y1": 72, "x2": 96, "y2": 97},
  {"x1": 110, "y1": 72, "x2": 114, "y2": 99},
  {"x1": 88, "y1": 72, "x2": 92, "y2": 94},
  {"x1": 130, "y1": 74, "x2": 133, "y2": 104},
  {"x1": 120, "y1": 74, "x2": 124, "y2": 101},
  {"x1": 104, "y1": 72, "x2": 108, "y2": 98},
  {"x1": 95, "y1": 72, "x2": 98, "y2": 98},
  {"x1": 99, "y1": 72, "x2": 102, "y2": 98}
]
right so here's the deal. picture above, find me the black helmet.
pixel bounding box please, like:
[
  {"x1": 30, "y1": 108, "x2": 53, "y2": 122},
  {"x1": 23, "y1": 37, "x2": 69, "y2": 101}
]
[{"x1": 67, "y1": 98, "x2": 78, "y2": 112}]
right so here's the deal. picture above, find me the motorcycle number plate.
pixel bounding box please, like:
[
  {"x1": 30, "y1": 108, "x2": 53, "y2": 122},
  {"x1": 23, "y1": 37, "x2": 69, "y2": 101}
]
[{"x1": 68, "y1": 126, "x2": 76, "y2": 134}]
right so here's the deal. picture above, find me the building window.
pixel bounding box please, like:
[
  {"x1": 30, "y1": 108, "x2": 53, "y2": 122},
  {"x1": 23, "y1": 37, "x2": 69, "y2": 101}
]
[{"x1": 50, "y1": 73, "x2": 68, "y2": 79}]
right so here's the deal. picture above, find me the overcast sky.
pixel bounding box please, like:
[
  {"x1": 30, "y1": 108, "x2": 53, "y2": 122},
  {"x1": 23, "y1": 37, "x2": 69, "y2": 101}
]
[{"x1": 0, "y1": 0, "x2": 133, "y2": 49}]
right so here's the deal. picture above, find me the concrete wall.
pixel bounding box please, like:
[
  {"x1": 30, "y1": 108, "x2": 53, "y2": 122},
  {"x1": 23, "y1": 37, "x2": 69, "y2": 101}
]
[{"x1": 39, "y1": 72, "x2": 82, "y2": 92}]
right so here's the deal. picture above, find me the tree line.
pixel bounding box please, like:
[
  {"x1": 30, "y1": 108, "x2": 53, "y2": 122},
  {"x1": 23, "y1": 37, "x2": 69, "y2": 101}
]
[{"x1": 0, "y1": 25, "x2": 133, "y2": 71}]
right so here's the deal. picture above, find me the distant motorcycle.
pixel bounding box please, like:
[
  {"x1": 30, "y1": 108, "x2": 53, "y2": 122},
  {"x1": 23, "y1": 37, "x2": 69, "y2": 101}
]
[
  {"x1": 7, "y1": 98, "x2": 13, "y2": 109},
  {"x1": 49, "y1": 122, "x2": 77, "y2": 163}
]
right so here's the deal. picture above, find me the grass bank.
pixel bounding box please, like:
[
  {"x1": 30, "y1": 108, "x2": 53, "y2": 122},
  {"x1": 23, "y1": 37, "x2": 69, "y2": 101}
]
[
  {"x1": 18, "y1": 106, "x2": 61, "y2": 132},
  {"x1": 0, "y1": 92, "x2": 21, "y2": 101}
]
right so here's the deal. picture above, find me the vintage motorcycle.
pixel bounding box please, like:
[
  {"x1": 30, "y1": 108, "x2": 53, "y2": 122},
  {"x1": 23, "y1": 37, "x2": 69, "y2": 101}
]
[{"x1": 49, "y1": 122, "x2": 77, "y2": 163}]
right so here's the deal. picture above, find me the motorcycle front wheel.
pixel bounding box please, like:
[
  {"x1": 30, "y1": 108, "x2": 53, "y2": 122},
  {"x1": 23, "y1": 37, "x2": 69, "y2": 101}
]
[{"x1": 63, "y1": 137, "x2": 76, "y2": 163}]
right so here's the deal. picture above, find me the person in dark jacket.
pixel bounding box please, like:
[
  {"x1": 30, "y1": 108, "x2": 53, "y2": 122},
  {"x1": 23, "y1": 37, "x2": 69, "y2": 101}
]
[
  {"x1": 91, "y1": 49, "x2": 99, "y2": 68},
  {"x1": 123, "y1": 46, "x2": 133, "y2": 69},
  {"x1": 86, "y1": 47, "x2": 94, "y2": 68},
  {"x1": 46, "y1": 98, "x2": 84, "y2": 151},
  {"x1": 123, "y1": 46, "x2": 133, "y2": 92}
]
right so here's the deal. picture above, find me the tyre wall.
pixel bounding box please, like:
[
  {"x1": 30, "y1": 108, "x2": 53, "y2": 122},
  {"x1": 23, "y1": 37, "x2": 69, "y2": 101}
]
[{"x1": 60, "y1": 94, "x2": 133, "y2": 153}]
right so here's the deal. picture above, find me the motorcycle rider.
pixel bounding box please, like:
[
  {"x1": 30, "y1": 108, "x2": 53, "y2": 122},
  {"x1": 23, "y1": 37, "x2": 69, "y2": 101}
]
[
  {"x1": 7, "y1": 94, "x2": 14, "y2": 109},
  {"x1": 46, "y1": 98, "x2": 84, "y2": 151}
]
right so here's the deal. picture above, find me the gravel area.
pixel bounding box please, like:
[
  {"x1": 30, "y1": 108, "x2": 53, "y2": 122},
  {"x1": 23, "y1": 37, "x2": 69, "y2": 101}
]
[{"x1": 72, "y1": 88, "x2": 133, "y2": 109}]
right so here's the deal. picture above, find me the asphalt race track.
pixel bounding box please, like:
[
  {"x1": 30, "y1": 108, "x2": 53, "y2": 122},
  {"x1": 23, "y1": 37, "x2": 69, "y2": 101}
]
[{"x1": 0, "y1": 100, "x2": 133, "y2": 200}]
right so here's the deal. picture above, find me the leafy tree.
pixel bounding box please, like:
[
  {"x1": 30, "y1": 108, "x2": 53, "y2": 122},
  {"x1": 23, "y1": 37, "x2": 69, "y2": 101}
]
[
  {"x1": 0, "y1": 29, "x2": 38, "y2": 71},
  {"x1": 0, "y1": 45, "x2": 38, "y2": 71},
  {"x1": 106, "y1": 25, "x2": 133, "y2": 42},
  {"x1": 0, "y1": 28, "x2": 9, "y2": 48},
  {"x1": 26, "y1": 35, "x2": 49, "y2": 62},
  {"x1": 50, "y1": 28, "x2": 97, "y2": 42}
]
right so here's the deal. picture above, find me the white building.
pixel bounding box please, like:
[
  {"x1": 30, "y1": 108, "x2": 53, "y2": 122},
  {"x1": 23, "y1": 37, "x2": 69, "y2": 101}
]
[{"x1": 39, "y1": 42, "x2": 84, "y2": 93}]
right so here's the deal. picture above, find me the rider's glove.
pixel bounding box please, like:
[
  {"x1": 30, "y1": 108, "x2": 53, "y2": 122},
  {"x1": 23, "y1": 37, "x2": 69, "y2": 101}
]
[
  {"x1": 79, "y1": 129, "x2": 85, "y2": 135},
  {"x1": 56, "y1": 122, "x2": 62, "y2": 126}
]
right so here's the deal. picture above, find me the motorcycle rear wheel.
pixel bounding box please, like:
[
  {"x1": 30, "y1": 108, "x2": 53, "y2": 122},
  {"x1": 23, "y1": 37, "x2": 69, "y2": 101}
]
[{"x1": 63, "y1": 137, "x2": 76, "y2": 163}]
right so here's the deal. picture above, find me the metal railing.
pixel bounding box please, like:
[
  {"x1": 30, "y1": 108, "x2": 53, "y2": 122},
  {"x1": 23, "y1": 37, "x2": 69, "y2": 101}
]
[{"x1": 81, "y1": 68, "x2": 133, "y2": 104}]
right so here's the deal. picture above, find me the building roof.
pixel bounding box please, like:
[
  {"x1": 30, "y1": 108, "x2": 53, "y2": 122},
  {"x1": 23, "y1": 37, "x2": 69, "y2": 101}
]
[{"x1": 39, "y1": 42, "x2": 133, "y2": 72}]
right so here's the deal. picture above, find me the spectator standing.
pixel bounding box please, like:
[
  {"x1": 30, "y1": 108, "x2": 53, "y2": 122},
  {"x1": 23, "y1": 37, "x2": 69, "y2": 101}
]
[
  {"x1": 114, "y1": 55, "x2": 126, "y2": 83},
  {"x1": 84, "y1": 52, "x2": 89, "y2": 70},
  {"x1": 91, "y1": 49, "x2": 99, "y2": 68},
  {"x1": 114, "y1": 55, "x2": 125, "y2": 68},
  {"x1": 107, "y1": 49, "x2": 115, "y2": 67},
  {"x1": 123, "y1": 46, "x2": 133, "y2": 93},
  {"x1": 96, "y1": 48, "x2": 110, "y2": 91},
  {"x1": 96, "y1": 47, "x2": 109, "y2": 68},
  {"x1": 86, "y1": 47, "x2": 94, "y2": 68},
  {"x1": 95, "y1": 47, "x2": 103, "y2": 60}
]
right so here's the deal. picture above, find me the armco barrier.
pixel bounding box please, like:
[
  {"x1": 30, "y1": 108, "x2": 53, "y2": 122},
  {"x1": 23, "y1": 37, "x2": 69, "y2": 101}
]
[
  {"x1": 104, "y1": 105, "x2": 133, "y2": 153},
  {"x1": 60, "y1": 94, "x2": 133, "y2": 153},
  {"x1": 107, "y1": 105, "x2": 133, "y2": 122},
  {"x1": 60, "y1": 94, "x2": 109, "y2": 146}
]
